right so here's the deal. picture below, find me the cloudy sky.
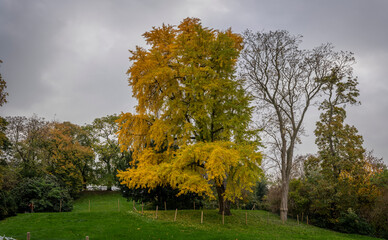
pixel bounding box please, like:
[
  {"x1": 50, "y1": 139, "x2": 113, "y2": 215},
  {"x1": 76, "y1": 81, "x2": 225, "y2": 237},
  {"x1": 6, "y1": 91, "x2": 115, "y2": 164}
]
[{"x1": 1, "y1": 0, "x2": 387, "y2": 163}]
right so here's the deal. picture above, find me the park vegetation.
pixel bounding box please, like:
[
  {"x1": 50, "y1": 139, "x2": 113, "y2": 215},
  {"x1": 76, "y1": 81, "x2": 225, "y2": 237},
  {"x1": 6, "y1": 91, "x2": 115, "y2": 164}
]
[{"x1": 0, "y1": 18, "x2": 387, "y2": 238}]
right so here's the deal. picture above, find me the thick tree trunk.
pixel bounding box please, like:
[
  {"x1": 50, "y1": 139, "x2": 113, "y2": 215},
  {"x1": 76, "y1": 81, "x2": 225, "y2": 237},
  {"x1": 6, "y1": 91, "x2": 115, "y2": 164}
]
[
  {"x1": 279, "y1": 143, "x2": 293, "y2": 222},
  {"x1": 216, "y1": 185, "x2": 231, "y2": 215},
  {"x1": 280, "y1": 178, "x2": 289, "y2": 222}
]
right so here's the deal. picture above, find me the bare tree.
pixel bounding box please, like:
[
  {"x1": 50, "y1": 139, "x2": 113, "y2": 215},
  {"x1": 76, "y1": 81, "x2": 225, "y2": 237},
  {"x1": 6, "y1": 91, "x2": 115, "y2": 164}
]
[
  {"x1": 240, "y1": 30, "x2": 355, "y2": 222},
  {"x1": 4, "y1": 115, "x2": 49, "y2": 176}
]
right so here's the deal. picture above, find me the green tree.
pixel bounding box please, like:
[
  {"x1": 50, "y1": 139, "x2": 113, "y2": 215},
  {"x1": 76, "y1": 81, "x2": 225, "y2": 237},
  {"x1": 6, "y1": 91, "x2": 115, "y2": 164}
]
[
  {"x1": 0, "y1": 60, "x2": 9, "y2": 155},
  {"x1": 315, "y1": 69, "x2": 364, "y2": 179},
  {"x1": 0, "y1": 60, "x2": 17, "y2": 220},
  {"x1": 314, "y1": 70, "x2": 367, "y2": 219},
  {"x1": 117, "y1": 18, "x2": 262, "y2": 215},
  {"x1": 85, "y1": 114, "x2": 130, "y2": 190}
]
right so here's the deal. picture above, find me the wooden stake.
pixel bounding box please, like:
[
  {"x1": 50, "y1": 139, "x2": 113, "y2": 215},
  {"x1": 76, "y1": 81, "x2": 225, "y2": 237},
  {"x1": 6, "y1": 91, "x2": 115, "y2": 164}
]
[
  {"x1": 60, "y1": 199, "x2": 62, "y2": 212},
  {"x1": 251, "y1": 203, "x2": 256, "y2": 210},
  {"x1": 174, "y1": 208, "x2": 177, "y2": 222},
  {"x1": 156, "y1": 205, "x2": 158, "y2": 219},
  {"x1": 307, "y1": 215, "x2": 309, "y2": 225},
  {"x1": 222, "y1": 211, "x2": 225, "y2": 225},
  {"x1": 88, "y1": 200, "x2": 90, "y2": 212},
  {"x1": 164, "y1": 201, "x2": 167, "y2": 211},
  {"x1": 297, "y1": 214, "x2": 299, "y2": 225},
  {"x1": 141, "y1": 202, "x2": 144, "y2": 214},
  {"x1": 201, "y1": 211, "x2": 203, "y2": 224},
  {"x1": 27, "y1": 232, "x2": 30, "y2": 240},
  {"x1": 245, "y1": 212, "x2": 248, "y2": 225}
]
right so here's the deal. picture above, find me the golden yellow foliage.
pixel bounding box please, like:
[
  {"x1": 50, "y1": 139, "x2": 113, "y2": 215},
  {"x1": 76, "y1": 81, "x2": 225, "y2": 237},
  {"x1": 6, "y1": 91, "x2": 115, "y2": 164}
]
[{"x1": 117, "y1": 18, "x2": 262, "y2": 208}]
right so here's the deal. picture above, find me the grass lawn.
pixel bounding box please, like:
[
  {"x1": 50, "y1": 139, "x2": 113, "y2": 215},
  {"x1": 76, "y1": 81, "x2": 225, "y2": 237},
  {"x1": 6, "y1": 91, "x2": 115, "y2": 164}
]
[{"x1": 0, "y1": 191, "x2": 381, "y2": 240}]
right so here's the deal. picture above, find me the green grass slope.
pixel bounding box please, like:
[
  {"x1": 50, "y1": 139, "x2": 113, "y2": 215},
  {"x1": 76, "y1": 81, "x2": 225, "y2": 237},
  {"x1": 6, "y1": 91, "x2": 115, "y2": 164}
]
[{"x1": 0, "y1": 191, "x2": 381, "y2": 240}]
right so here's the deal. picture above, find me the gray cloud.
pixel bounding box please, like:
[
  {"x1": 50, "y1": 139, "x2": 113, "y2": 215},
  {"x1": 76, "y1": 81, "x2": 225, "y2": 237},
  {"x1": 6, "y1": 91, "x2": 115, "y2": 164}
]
[{"x1": 1, "y1": 0, "x2": 387, "y2": 163}]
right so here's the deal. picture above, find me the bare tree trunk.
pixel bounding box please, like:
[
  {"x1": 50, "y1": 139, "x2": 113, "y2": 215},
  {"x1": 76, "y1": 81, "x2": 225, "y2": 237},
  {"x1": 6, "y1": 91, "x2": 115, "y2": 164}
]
[
  {"x1": 280, "y1": 143, "x2": 294, "y2": 222},
  {"x1": 280, "y1": 178, "x2": 289, "y2": 222},
  {"x1": 216, "y1": 185, "x2": 231, "y2": 215}
]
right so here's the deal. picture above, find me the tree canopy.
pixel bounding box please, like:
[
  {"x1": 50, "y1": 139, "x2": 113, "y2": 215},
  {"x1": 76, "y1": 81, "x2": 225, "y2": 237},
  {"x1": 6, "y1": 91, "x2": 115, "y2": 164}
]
[{"x1": 117, "y1": 18, "x2": 262, "y2": 215}]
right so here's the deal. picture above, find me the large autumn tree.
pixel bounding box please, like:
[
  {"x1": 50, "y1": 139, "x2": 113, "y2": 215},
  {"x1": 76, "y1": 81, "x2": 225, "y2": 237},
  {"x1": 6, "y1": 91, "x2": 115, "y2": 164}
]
[{"x1": 117, "y1": 18, "x2": 262, "y2": 215}]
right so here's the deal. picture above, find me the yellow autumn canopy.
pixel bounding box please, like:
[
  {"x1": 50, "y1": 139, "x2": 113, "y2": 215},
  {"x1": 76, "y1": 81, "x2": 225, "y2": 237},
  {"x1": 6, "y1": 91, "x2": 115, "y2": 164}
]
[{"x1": 117, "y1": 18, "x2": 262, "y2": 208}]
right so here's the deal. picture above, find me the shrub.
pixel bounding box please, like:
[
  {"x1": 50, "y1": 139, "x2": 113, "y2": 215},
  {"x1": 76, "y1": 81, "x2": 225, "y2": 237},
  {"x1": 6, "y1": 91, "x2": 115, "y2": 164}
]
[
  {"x1": 238, "y1": 180, "x2": 269, "y2": 210},
  {"x1": 288, "y1": 179, "x2": 310, "y2": 216},
  {"x1": 335, "y1": 208, "x2": 373, "y2": 236},
  {"x1": 121, "y1": 185, "x2": 203, "y2": 210},
  {"x1": 266, "y1": 184, "x2": 281, "y2": 213},
  {"x1": 0, "y1": 190, "x2": 17, "y2": 219},
  {"x1": 369, "y1": 183, "x2": 388, "y2": 238},
  {"x1": 13, "y1": 175, "x2": 73, "y2": 213}
]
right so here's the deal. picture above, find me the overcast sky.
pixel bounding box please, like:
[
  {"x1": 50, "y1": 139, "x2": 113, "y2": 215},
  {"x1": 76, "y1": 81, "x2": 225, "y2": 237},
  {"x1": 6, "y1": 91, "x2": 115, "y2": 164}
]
[{"x1": 1, "y1": 0, "x2": 387, "y2": 163}]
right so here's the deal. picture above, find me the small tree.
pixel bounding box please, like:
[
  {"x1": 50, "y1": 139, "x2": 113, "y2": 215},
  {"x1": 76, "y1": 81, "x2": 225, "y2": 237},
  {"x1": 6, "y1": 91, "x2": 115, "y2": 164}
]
[{"x1": 46, "y1": 122, "x2": 94, "y2": 197}]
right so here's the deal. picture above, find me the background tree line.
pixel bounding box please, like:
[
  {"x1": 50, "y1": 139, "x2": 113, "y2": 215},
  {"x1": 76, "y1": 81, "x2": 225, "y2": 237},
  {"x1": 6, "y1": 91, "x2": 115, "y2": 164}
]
[{"x1": 0, "y1": 109, "x2": 131, "y2": 218}]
